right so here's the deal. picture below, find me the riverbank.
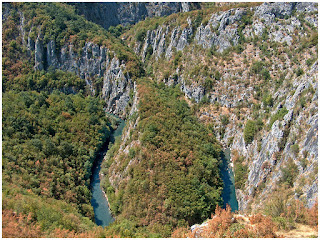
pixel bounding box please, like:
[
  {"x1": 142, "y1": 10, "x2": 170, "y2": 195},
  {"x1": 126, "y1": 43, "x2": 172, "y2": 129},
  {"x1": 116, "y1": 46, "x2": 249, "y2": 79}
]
[{"x1": 90, "y1": 116, "x2": 125, "y2": 227}]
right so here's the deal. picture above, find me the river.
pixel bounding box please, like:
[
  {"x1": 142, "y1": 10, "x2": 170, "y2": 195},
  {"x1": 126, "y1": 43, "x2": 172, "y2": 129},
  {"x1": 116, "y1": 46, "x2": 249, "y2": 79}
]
[
  {"x1": 91, "y1": 122, "x2": 237, "y2": 226},
  {"x1": 220, "y1": 148, "x2": 239, "y2": 212},
  {"x1": 90, "y1": 117, "x2": 125, "y2": 227}
]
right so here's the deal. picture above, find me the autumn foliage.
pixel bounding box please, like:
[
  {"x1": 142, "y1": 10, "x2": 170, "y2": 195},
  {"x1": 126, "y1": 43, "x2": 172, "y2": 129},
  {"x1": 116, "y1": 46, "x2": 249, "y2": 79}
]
[
  {"x1": 307, "y1": 200, "x2": 318, "y2": 228},
  {"x1": 177, "y1": 199, "x2": 318, "y2": 238},
  {"x1": 2, "y1": 209, "x2": 110, "y2": 238},
  {"x1": 182, "y1": 205, "x2": 278, "y2": 238},
  {"x1": 2, "y1": 210, "x2": 43, "y2": 238}
]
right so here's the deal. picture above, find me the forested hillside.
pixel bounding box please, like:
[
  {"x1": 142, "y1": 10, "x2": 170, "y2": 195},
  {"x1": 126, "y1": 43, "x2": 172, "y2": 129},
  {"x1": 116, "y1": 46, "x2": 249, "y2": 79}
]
[
  {"x1": 2, "y1": 2, "x2": 137, "y2": 237},
  {"x1": 2, "y1": 2, "x2": 318, "y2": 238},
  {"x1": 100, "y1": 79, "x2": 222, "y2": 237}
]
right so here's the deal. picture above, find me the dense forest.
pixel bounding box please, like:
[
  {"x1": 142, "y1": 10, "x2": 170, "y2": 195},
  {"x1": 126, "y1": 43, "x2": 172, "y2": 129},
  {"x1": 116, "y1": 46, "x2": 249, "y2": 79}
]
[
  {"x1": 101, "y1": 79, "x2": 222, "y2": 237},
  {"x1": 2, "y1": 88, "x2": 112, "y2": 231},
  {"x1": 2, "y1": 2, "x2": 121, "y2": 237}
]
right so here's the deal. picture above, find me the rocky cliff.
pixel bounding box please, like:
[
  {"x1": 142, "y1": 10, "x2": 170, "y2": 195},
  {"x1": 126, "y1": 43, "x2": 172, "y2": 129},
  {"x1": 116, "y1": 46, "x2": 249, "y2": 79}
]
[
  {"x1": 128, "y1": 2, "x2": 318, "y2": 107},
  {"x1": 124, "y1": 2, "x2": 318, "y2": 212},
  {"x1": 70, "y1": 2, "x2": 198, "y2": 30},
  {"x1": 35, "y1": 38, "x2": 133, "y2": 117},
  {"x1": 230, "y1": 61, "x2": 318, "y2": 211},
  {"x1": 5, "y1": 2, "x2": 137, "y2": 118}
]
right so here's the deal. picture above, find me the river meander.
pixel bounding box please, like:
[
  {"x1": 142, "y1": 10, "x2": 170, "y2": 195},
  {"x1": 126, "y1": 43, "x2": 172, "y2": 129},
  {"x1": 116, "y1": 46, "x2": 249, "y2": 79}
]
[
  {"x1": 91, "y1": 121, "x2": 237, "y2": 227},
  {"x1": 90, "y1": 117, "x2": 125, "y2": 227}
]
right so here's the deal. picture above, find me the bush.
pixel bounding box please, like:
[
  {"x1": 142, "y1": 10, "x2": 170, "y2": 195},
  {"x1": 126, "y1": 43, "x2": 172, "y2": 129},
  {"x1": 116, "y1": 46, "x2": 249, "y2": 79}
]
[
  {"x1": 108, "y1": 24, "x2": 123, "y2": 38},
  {"x1": 273, "y1": 216, "x2": 295, "y2": 230},
  {"x1": 299, "y1": 158, "x2": 308, "y2": 170},
  {"x1": 244, "y1": 119, "x2": 263, "y2": 145},
  {"x1": 280, "y1": 158, "x2": 298, "y2": 187},
  {"x1": 174, "y1": 51, "x2": 182, "y2": 66},
  {"x1": 220, "y1": 115, "x2": 229, "y2": 126},
  {"x1": 250, "y1": 61, "x2": 271, "y2": 80},
  {"x1": 234, "y1": 161, "x2": 248, "y2": 189},
  {"x1": 291, "y1": 144, "x2": 299, "y2": 156},
  {"x1": 306, "y1": 57, "x2": 316, "y2": 67},
  {"x1": 261, "y1": 69, "x2": 271, "y2": 80},
  {"x1": 204, "y1": 78, "x2": 214, "y2": 91},
  {"x1": 264, "y1": 190, "x2": 288, "y2": 218},
  {"x1": 269, "y1": 108, "x2": 288, "y2": 129},
  {"x1": 296, "y1": 68, "x2": 304, "y2": 77},
  {"x1": 262, "y1": 94, "x2": 273, "y2": 108},
  {"x1": 136, "y1": 28, "x2": 146, "y2": 42}
]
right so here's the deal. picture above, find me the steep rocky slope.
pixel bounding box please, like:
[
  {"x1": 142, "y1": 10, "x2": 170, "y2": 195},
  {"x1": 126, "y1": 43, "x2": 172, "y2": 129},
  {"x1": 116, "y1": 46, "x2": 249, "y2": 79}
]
[
  {"x1": 2, "y1": 1, "x2": 318, "y2": 238},
  {"x1": 69, "y1": 2, "x2": 199, "y2": 30},
  {"x1": 121, "y1": 1, "x2": 318, "y2": 213},
  {"x1": 2, "y1": 3, "x2": 144, "y2": 118}
]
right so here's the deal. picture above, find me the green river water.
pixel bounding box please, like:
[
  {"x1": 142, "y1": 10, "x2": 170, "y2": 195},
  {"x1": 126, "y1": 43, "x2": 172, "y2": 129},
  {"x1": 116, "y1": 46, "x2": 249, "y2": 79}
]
[
  {"x1": 90, "y1": 117, "x2": 125, "y2": 227},
  {"x1": 220, "y1": 148, "x2": 239, "y2": 212},
  {"x1": 91, "y1": 120, "x2": 238, "y2": 226}
]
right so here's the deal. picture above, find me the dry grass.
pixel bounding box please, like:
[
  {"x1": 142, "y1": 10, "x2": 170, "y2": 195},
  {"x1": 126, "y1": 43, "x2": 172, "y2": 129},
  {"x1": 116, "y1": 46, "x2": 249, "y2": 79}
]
[{"x1": 276, "y1": 223, "x2": 318, "y2": 238}]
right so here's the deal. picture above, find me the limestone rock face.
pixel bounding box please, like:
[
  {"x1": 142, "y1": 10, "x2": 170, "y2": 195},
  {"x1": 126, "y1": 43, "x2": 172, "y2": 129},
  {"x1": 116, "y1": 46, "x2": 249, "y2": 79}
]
[
  {"x1": 30, "y1": 37, "x2": 133, "y2": 116},
  {"x1": 195, "y1": 8, "x2": 245, "y2": 52},
  {"x1": 70, "y1": 2, "x2": 197, "y2": 30},
  {"x1": 102, "y1": 57, "x2": 133, "y2": 116},
  {"x1": 227, "y1": 62, "x2": 318, "y2": 211},
  {"x1": 132, "y1": 2, "x2": 318, "y2": 107},
  {"x1": 139, "y1": 18, "x2": 193, "y2": 62},
  {"x1": 34, "y1": 37, "x2": 44, "y2": 71},
  {"x1": 46, "y1": 40, "x2": 59, "y2": 69},
  {"x1": 141, "y1": 26, "x2": 169, "y2": 61},
  {"x1": 176, "y1": 19, "x2": 193, "y2": 51},
  {"x1": 254, "y1": 2, "x2": 295, "y2": 23},
  {"x1": 135, "y1": 2, "x2": 317, "y2": 63}
]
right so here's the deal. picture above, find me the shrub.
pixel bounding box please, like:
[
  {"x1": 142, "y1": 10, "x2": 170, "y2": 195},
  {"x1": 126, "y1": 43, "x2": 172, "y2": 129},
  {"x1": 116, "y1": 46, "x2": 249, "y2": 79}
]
[
  {"x1": 244, "y1": 120, "x2": 262, "y2": 145},
  {"x1": 280, "y1": 158, "x2": 298, "y2": 187},
  {"x1": 269, "y1": 108, "x2": 288, "y2": 129},
  {"x1": 306, "y1": 57, "x2": 316, "y2": 67},
  {"x1": 234, "y1": 158, "x2": 248, "y2": 189},
  {"x1": 136, "y1": 28, "x2": 146, "y2": 42},
  {"x1": 261, "y1": 68, "x2": 271, "y2": 80},
  {"x1": 108, "y1": 24, "x2": 123, "y2": 38},
  {"x1": 262, "y1": 27, "x2": 269, "y2": 41},
  {"x1": 220, "y1": 115, "x2": 229, "y2": 126},
  {"x1": 204, "y1": 78, "x2": 214, "y2": 91},
  {"x1": 128, "y1": 148, "x2": 136, "y2": 159},
  {"x1": 291, "y1": 144, "x2": 299, "y2": 157},
  {"x1": 173, "y1": 51, "x2": 182, "y2": 66},
  {"x1": 264, "y1": 190, "x2": 288, "y2": 218},
  {"x1": 296, "y1": 68, "x2": 304, "y2": 77},
  {"x1": 262, "y1": 94, "x2": 273, "y2": 108},
  {"x1": 250, "y1": 61, "x2": 264, "y2": 74},
  {"x1": 299, "y1": 158, "x2": 308, "y2": 170},
  {"x1": 200, "y1": 95, "x2": 210, "y2": 105},
  {"x1": 234, "y1": 163, "x2": 248, "y2": 189},
  {"x1": 145, "y1": 45, "x2": 153, "y2": 60},
  {"x1": 250, "y1": 61, "x2": 271, "y2": 80},
  {"x1": 307, "y1": 201, "x2": 318, "y2": 228}
]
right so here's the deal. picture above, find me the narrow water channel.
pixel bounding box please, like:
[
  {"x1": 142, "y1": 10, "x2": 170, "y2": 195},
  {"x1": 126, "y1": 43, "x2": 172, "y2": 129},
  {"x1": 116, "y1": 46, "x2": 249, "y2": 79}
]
[
  {"x1": 90, "y1": 117, "x2": 125, "y2": 227},
  {"x1": 220, "y1": 148, "x2": 238, "y2": 212}
]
